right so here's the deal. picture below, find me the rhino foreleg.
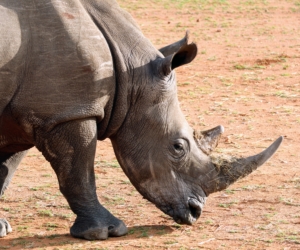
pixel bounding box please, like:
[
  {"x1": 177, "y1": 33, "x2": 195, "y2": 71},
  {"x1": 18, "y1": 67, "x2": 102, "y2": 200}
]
[
  {"x1": 36, "y1": 118, "x2": 127, "y2": 240},
  {"x1": 0, "y1": 150, "x2": 28, "y2": 237},
  {"x1": 0, "y1": 219, "x2": 12, "y2": 237}
]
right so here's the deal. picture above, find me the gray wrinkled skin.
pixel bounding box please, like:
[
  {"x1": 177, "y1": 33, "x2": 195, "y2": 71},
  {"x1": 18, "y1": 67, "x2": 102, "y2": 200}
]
[{"x1": 0, "y1": 0, "x2": 282, "y2": 240}]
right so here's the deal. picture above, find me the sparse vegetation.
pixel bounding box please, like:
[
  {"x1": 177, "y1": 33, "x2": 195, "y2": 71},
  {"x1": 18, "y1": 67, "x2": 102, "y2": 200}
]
[{"x1": 1, "y1": 0, "x2": 299, "y2": 249}]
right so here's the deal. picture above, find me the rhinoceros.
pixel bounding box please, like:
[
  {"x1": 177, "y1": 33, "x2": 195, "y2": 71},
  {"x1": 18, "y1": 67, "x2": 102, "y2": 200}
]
[{"x1": 0, "y1": 0, "x2": 282, "y2": 240}]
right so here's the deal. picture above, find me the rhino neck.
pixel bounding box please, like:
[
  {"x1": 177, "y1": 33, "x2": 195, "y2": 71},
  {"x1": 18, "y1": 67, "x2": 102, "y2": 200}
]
[{"x1": 83, "y1": 0, "x2": 159, "y2": 139}]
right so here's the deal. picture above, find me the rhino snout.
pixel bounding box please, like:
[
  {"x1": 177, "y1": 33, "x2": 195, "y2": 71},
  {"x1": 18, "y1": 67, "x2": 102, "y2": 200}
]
[{"x1": 172, "y1": 196, "x2": 206, "y2": 225}]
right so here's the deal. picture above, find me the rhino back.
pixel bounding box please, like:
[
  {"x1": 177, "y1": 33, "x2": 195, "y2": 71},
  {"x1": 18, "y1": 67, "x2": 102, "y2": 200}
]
[{"x1": 0, "y1": 0, "x2": 115, "y2": 137}]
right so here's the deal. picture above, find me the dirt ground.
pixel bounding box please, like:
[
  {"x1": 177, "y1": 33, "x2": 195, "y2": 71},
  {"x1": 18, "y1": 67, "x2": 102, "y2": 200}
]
[{"x1": 1, "y1": 0, "x2": 300, "y2": 249}]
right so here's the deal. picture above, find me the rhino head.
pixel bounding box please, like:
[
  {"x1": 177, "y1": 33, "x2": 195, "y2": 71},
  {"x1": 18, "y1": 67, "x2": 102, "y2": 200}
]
[{"x1": 110, "y1": 32, "x2": 282, "y2": 225}]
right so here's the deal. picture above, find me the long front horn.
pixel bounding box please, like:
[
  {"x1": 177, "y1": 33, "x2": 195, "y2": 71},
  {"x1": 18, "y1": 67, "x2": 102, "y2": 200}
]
[{"x1": 205, "y1": 136, "x2": 283, "y2": 195}]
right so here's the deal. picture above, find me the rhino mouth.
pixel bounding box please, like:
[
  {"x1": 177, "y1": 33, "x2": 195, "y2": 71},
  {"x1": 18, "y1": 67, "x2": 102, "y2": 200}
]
[{"x1": 171, "y1": 196, "x2": 205, "y2": 225}]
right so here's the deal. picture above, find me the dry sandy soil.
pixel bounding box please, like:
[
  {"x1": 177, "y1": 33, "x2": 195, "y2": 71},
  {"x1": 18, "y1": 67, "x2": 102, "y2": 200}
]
[{"x1": 1, "y1": 0, "x2": 300, "y2": 249}]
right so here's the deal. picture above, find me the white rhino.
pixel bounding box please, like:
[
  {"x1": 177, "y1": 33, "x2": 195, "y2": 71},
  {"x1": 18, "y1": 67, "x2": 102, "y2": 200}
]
[{"x1": 0, "y1": 0, "x2": 282, "y2": 240}]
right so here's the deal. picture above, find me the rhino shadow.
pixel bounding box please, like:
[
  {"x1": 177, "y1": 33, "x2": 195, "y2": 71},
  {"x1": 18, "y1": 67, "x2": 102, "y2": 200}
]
[{"x1": 0, "y1": 225, "x2": 173, "y2": 248}]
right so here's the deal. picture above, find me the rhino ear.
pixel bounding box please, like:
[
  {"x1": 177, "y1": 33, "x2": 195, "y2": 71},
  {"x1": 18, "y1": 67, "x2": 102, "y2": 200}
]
[
  {"x1": 159, "y1": 31, "x2": 190, "y2": 57},
  {"x1": 157, "y1": 43, "x2": 198, "y2": 76},
  {"x1": 171, "y1": 43, "x2": 198, "y2": 69}
]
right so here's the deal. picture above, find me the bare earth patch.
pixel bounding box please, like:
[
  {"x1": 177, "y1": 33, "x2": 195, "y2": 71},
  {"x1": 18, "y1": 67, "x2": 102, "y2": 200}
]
[{"x1": 1, "y1": 0, "x2": 300, "y2": 249}]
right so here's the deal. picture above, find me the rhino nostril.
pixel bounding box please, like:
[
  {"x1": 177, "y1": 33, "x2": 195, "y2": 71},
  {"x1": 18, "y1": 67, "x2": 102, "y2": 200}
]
[{"x1": 188, "y1": 198, "x2": 202, "y2": 219}]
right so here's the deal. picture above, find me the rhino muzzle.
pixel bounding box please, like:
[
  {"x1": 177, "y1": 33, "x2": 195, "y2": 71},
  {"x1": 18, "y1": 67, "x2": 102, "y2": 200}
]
[
  {"x1": 171, "y1": 196, "x2": 206, "y2": 225},
  {"x1": 172, "y1": 135, "x2": 282, "y2": 225}
]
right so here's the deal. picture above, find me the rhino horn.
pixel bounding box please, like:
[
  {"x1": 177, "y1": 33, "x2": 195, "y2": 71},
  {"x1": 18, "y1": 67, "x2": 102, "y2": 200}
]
[
  {"x1": 159, "y1": 31, "x2": 189, "y2": 57},
  {"x1": 205, "y1": 136, "x2": 283, "y2": 195},
  {"x1": 194, "y1": 125, "x2": 224, "y2": 155}
]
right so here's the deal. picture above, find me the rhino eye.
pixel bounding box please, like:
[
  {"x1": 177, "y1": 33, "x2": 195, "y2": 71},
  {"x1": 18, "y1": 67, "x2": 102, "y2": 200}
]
[
  {"x1": 174, "y1": 143, "x2": 183, "y2": 151},
  {"x1": 171, "y1": 139, "x2": 187, "y2": 158}
]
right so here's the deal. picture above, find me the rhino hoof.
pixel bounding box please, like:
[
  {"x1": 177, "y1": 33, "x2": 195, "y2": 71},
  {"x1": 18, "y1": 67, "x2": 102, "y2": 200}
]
[
  {"x1": 0, "y1": 219, "x2": 12, "y2": 238},
  {"x1": 108, "y1": 221, "x2": 128, "y2": 237},
  {"x1": 70, "y1": 220, "x2": 128, "y2": 240}
]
